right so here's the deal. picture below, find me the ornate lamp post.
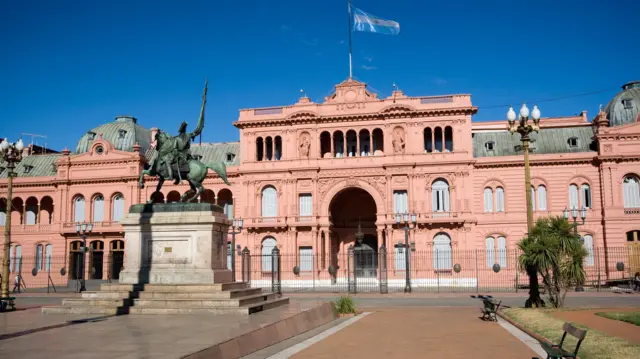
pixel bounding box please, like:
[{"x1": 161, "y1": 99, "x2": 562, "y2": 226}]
[
  {"x1": 75, "y1": 222, "x2": 93, "y2": 292},
  {"x1": 229, "y1": 217, "x2": 243, "y2": 282},
  {"x1": 563, "y1": 206, "x2": 587, "y2": 237},
  {"x1": 1, "y1": 138, "x2": 24, "y2": 299},
  {"x1": 395, "y1": 212, "x2": 417, "y2": 293},
  {"x1": 507, "y1": 103, "x2": 541, "y2": 231},
  {"x1": 507, "y1": 104, "x2": 543, "y2": 308}
]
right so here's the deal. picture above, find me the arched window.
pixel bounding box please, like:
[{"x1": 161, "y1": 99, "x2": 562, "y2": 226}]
[
  {"x1": 483, "y1": 188, "x2": 493, "y2": 213},
  {"x1": 25, "y1": 198, "x2": 37, "y2": 225},
  {"x1": 334, "y1": 131, "x2": 345, "y2": 158},
  {"x1": 424, "y1": 128, "x2": 433, "y2": 153},
  {"x1": 432, "y1": 180, "x2": 450, "y2": 213},
  {"x1": 265, "y1": 137, "x2": 273, "y2": 161},
  {"x1": 74, "y1": 196, "x2": 85, "y2": 222},
  {"x1": 274, "y1": 136, "x2": 282, "y2": 160},
  {"x1": 537, "y1": 185, "x2": 547, "y2": 211},
  {"x1": 36, "y1": 244, "x2": 43, "y2": 272},
  {"x1": 433, "y1": 233, "x2": 452, "y2": 270},
  {"x1": 581, "y1": 184, "x2": 591, "y2": 209},
  {"x1": 569, "y1": 184, "x2": 579, "y2": 209},
  {"x1": 496, "y1": 187, "x2": 505, "y2": 212},
  {"x1": 497, "y1": 236, "x2": 507, "y2": 268},
  {"x1": 0, "y1": 211, "x2": 5, "y2": 226},
  {"x1": 485, "y1": 237, "x2": 495, "y2": 267},
  {"x1": 530, "y1": 186, "x2": 536, "y2": 212},
  {"x1": 261, "y1": 237, "x2": 277, "y2": 272},
  {"x1": 112, "y1": 194, "x2": 125, "y2": 222},
  {"x1": 45, "y1": 244, "x2": 52, "y2": 272},
  {"x1": 623, "y1": 176, "x2": 640, "y2": 208},
  {"x1": 93, "y1": 195, "x2": 105, "y2": 222},
  {"x1": 256, "y1": 137, "x2": 264, "y2": 161},
  {"x1": 261, "y1": 186, "x2": 278, "y2": 219},
  {"x1": 444, "y1": 126, "x2": 453, "y2": 152},
  {"x1": 582, "y1": 234, "x2": 594, "y2": 266},
  {"x1": 434, "y1": 127, "x2": 443, "y2": 152},
  {"x1": 13, "y1": 245, "x2": 22, "y2": 273}
]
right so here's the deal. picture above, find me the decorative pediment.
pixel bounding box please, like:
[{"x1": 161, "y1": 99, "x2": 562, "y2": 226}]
[
  {"x1": 324, "y1": 78, "x2": 378, "y2": 104},
  {"x1": 380, "y1": 104, "x2": 416, "y2": 114},
  {"x1": 600, "y1": 121, "x2": 640, "y2": 137},
  {"x1": 286, "y1": 110, "x2": 319, "y2": 120}
]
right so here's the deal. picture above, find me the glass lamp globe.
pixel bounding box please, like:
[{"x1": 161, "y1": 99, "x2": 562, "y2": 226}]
[
  {"x1": 531, "y1": 105, "x2": 541, "y2": 120},
  {"x1": 520, "y1": 104, "x2": 530, "y2": 118},
  {"x1": 506, "y1": 106, "x2": 517, "y2": 121},
  {"x1": 0, "y1": 138, "x2": 9, "y2": 150},
  {"x1": 15, "y1": 139, "x2": 24, "y2": 151}
]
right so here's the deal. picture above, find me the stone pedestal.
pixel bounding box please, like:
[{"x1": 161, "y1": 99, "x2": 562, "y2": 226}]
[{"x1": 119, "y1": 202, "x2": 232, "y2": 284}]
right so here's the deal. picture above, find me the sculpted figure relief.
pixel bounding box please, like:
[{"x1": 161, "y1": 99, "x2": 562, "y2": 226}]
[
  {"x1": 139, "y1": 81, "x2": 230, "y2": 203},
  {"x1": 298, "y1": 134, "x2": 311, "y2": 158},
  {"x1": 392, "y1": 127, "x2": 405, "y2": 154}
]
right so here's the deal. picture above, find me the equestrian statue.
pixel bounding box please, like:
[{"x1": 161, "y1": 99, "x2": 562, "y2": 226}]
[{"x1": 139, "y1": 80, "x2": 230, "y2": 203}]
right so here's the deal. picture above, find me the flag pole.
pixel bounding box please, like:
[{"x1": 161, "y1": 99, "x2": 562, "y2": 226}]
[{"x1": 348, "y1": 0, "x2": 353, "y2": 79}]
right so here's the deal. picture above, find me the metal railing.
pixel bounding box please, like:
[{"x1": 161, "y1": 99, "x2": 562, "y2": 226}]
[{"x1": 240, "y1": 246, "x2": 640, "y2": 294}]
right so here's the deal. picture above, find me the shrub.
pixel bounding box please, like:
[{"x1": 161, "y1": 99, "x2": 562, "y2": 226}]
[{"x1": 333, "y1": 295, "x2": 356, "y2": 314}]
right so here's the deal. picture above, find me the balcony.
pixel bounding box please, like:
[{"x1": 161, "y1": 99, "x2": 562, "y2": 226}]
[
  {"x1": 245, "y1": 217, "x2": 288, "y2": 229},
  {"x1": 61, "y1": 221, "x2": 124, "y2": 233},
  {"x1": 624, "y1": 208, "x2": 640, "y2": 215},
  {"x1": 0, "y1": 223, "x2": 56, "y2": 233}
]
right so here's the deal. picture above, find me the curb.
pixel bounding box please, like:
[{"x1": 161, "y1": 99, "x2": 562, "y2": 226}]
[{"x1": 497, "y1": 310, "x2": 582, "y2": 359}]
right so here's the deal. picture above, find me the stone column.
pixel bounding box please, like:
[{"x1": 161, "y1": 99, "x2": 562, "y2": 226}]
[
  {"x1": 330, "y1": 134, "x2": 335, "y2": 157},
  {"x1": 356, "y1": 132, "x2": 360, "y2": 156},
  {"x1": 369, "y1": 131, "x2": 373, "y2": 156}
]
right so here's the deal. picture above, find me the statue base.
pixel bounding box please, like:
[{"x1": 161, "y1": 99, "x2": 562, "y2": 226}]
[{"x1": 118, "y1": 203, "x2": 232, "y2": 284}]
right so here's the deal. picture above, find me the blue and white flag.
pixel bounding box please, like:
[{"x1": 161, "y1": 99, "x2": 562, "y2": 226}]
[{"x1": 352, "y1": 7, "x2": 400, "y2": 35}]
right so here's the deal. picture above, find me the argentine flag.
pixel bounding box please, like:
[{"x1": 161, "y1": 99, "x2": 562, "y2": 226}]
[{"x1": 352, "y1": 7, "x2": 400, "y2": 35}]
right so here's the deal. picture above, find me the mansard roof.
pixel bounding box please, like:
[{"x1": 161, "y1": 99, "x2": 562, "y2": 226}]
[
  {"x1": 0, "y1": 153, "x2": 62, "y2": 178},
  {"x1": 75, "y1": 116, "x2": 152, "y2": 154},
  {"x1": 603, "y1": 81, "x2": 640, "y2": 127},
  {"x1": 472, "y1": 126, "x2": 596, "y2": 158},
  {"x1": 190, "y1": 142, "x2": 240, "y2": 167}
]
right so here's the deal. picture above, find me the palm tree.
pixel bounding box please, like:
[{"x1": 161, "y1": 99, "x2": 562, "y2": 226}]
[{"x1": 518, "y1": 216, "x2": 587, "y2": 308}]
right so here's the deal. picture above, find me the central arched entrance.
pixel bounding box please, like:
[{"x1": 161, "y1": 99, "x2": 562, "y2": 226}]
[{"x1": 329, "y1": 187, "x2": 378, "y2": 278}]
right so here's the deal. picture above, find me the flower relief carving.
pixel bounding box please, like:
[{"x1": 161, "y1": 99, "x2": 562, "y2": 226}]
[
  {"x1": 344, "y1": 176, "x2": 359, "y2": 188},
  {"x1": 603, "y1": 144, "x2": 612, "y2": 152}
]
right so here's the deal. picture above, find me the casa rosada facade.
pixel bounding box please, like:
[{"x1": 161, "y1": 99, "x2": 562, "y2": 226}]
[{"x1": 2, "y1": 78, "x2": 640, "y2": 288}]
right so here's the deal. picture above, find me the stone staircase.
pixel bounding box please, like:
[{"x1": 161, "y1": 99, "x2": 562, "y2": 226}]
[{"x1": 41, "y1": 282, "x2": 289, "y2": 315}]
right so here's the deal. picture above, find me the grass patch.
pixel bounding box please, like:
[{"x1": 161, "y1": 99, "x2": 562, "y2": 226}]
[
  {"x1": 503, "y1": 308, "x2": 640, "y2": 359},
  {"x1": 595, "y1": 312, "x2": 640, "y2": 326},
  {"x1": 333, "y1": 296, "x2": 356, "y2": 315}
]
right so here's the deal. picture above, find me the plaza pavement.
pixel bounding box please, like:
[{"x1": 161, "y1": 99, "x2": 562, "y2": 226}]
[{"x1": 2, "y1": 292, "x2": 638, "y2": 358}]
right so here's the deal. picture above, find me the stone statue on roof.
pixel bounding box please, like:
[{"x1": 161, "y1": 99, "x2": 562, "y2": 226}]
[{"x1": 139, "y1": 80, "x2": 231, "y2": 203}]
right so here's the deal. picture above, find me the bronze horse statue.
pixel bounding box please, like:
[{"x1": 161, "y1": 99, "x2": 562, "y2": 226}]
[{"x1": 138, "y1": 80, "x2": 230, "y2": 203}]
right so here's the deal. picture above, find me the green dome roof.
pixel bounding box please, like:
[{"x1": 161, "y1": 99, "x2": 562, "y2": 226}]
[
  {"x1": 603, "y1": 81, "x2": 640, "y2": 127},
  {"x1": 74, "y1": 116, "x2": 152, "y2": 154}
]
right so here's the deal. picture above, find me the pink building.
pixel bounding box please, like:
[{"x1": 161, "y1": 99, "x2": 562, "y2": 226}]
[{"x1": 2, "y1": 79, "x2": 640, "y2": 290}]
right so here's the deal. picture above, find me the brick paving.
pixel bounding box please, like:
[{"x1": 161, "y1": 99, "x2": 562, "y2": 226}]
[{"x1": 292, "y1": 307, "x2": 538, "y2": 359}]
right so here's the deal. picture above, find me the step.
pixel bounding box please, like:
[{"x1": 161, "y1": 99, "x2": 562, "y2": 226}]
[
  {"x1": 100, "y1": 282, "x2": 249, "y2": 292},
  {"x1": 132, "y1": 293, "x2": 276, "y2": 308},
  {"x1": 62, "y1": 298, "x2": 133, "y2": 307},
  {"x1": 41, "y1": 296, "x2": 290, "y2": 315},
  {"x1": 81, "y1": 291, "x2": 137, "y2": 300},
  {"x1": 136, "y1": 288, "x2": 262, "y2": 299}
]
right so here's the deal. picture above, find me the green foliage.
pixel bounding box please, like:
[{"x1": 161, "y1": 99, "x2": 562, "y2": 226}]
[
  {"x1": 518, "y1": 216, "x2": 588, "y2": 308},
  {"x1": 333, "y1": 295, "x2": 357, "y2": 314},
  {"x1": 595, "y1": 311, "x2": 640, "y2": 326}
]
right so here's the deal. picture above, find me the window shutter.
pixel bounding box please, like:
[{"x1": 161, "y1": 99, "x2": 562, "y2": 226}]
[
  {"x1": 394, "y1": 245, "x2": 406, "y2": 270},
  {"x1": 496, "y1": 187, "x2": 505, "y2": 212},
  {"x1": 45, "y1": 244, "x2": 53, "y2": 272},
  {"x1": 261, "y1": 237, "x2": 277, "y2": 271},
  {"x1": 569, "y1": 185, "x2": 579, "y2": 209},
  {"x1": 583, "y1": 235, "x2": 594, "y2": 266},
  {"x1": 299, "y1": 247, "x2": 313, "y2": 271},
  {"x1": 497, "y1": 236, "x2": 507, "y2": 268},
  {"x1": 623, "y1": 177, "x2": 640, "y2": 208},
  {"x1": 485, "y1": 237, "x2": 495, "y2": 267},
  {"x1": 537, "y1": 186, "x2": 547, "y2": 211},
  {"x1": 74, "y1": 197, "x2": 85, "y2": 222},
  {"x1": 530, "y1": 187, "x2": 536, "y2": 212},
  {"x1": 93, "y1": 196, "x2": 104, "y2": 222},
  {"x1": 581, "y1": 184, "x2": 591, "y2": 209},
  {"x1": 484, "y1": 188, "x2": 493, "y2": 213},
  {"x1": 113, "y1": 195, "x2": 125, "y2": 222},
  {"x1": 394, "y1": 190, "x2": 408, "y2": 214}
]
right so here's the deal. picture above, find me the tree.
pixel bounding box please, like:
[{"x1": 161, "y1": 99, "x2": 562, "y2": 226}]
[{"x1": 518, "y1": 216, "x2": 587, "y2": 308}]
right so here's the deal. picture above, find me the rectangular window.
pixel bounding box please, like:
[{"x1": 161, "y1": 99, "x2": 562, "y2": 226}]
[
  {"x1": 299, "y1": 194, "x2": 312, "y2": 221},
  {"x1": 394, "y1": 245, "x2": 406, "y2": 270},
  {"x1": 483, "y1": 188, "x2": 493, "y2": 213},
  {"x1": 299, "y1": 246, "x2": 313, "y2": 272},
  {"x1": 393, "y1": 190, "x2": 408, "y2": 214},
  {"x1": 581, "y1": 185, "x2": 592, "y2": 209}
]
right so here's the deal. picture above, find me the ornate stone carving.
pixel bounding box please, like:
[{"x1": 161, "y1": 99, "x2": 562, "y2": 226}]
[
  {"x1": 318, "y1": 178, "x2": 340, "y2": 197},
  {"x1": 603, "y1": 144, "x2": 613, "y2": 152},
  {"x1": 392, "y1": 126, "x2": 405, "y2": 154},
  {"x1": 298, "y1": 132, "x2": 311, "y2": 158}
]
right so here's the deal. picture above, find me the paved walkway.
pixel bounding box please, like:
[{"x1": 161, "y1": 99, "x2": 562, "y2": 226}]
[
  {"x1": 291, "y1": 307, "x2": 538, "y2": 359},
  {"x1": 552, "y1": 308, "x2": 640, "y2": 344}
]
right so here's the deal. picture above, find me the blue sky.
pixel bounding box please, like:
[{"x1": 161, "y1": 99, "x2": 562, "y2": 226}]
[{"x1": 1, "y1": 0, "x2": 638, "y2": 150}]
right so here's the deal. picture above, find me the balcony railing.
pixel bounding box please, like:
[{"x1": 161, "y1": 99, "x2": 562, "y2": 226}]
[
  {"x1": 0, "y1": 223, "x2": 55, "y2": 232},
  {"x1": 624, "y1": 208, "x2": 640, "y2": 215},
  {"x1": 62, "y1": 221, "x2": 124, "y2": 232}
]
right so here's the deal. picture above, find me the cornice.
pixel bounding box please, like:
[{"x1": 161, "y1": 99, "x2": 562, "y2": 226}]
[
  {"x1": 474, "y1": 156, "x2": 596, "y2": 169},
  {"x1": 234, "y1": 107, "x2": 477, "y2": 129}
]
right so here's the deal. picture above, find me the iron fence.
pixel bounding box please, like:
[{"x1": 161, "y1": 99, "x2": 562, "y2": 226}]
[
  {"x1": 241, "y1": 246, "x2": 640, "y2": 294},
  {"x1": 0, "y1": 252, "x2": 125, "y2": 292}
]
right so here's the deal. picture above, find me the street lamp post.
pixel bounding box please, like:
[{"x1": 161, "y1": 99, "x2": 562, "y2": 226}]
[
  {"x1": 395, "y1": 212, "x2": 417, "y2": 293},
  {"x1": 563, "y1": 206, "x2": 587, "y2": 237},
  {"x1": 507, "y1": 103, "x2": 541, "y2": 231},
  {"x1": 507, "y1": 104, "x2": 543, "y2": 308},
  {"x1": 75, "y1": 222, "x2": 93, "y2": 292},
  {"x1": 229, "y1": 217, "x2": 243, "y2": 282},
  {"x1": 1, "y1": 138, "x2": 24, "y2": 299}
]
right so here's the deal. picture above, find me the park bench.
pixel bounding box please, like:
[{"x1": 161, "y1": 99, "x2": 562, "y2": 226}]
[
  {"x1": 540, "y1": 322, "x2": 587, "y2": 359},
  {"x1": 0, "y1": 296, "x2": 16, "y2": 312},
  {"x1": 480, "y1": 298, "x2": 501, "y2": 321}
]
